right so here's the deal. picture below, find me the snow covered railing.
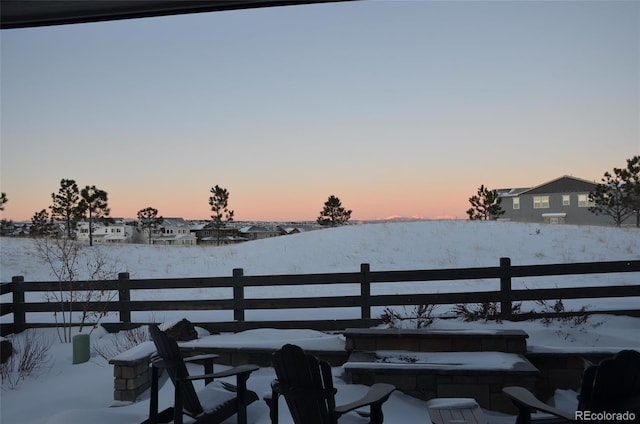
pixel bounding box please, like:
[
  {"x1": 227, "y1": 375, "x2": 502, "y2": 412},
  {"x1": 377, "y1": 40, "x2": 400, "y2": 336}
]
[{"x1": 2, "y1": 258, "x2": 639, "y2": 336}]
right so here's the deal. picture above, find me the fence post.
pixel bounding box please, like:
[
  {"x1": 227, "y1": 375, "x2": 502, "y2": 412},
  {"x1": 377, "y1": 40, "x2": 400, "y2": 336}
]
[
  {"x1": 12, "y1": 276, "x2": 25, "y2": 333},
  {"x1": 118, "y1": 272, "x2": 131, "y2": 324},
  {"x1": 360, "y1": 264, "x2": 371, "y2": 326},
  {"x1": 500, "y1": 257, "x2": 512, "y2": 319},
  {"x1": 233, "y1": 268, "x2": 245, "y2": 323}
]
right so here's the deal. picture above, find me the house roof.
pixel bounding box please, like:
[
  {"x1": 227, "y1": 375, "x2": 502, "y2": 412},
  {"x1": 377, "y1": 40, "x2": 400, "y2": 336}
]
[
  {"x1": 239, "y1": 225, "x2": 275, "y2": 233},
  {"x1": 521, "y1": 175, "x2": 597, "y2": 195},
  {"x1": 1, "y1": 0, "x2": 353, "y2": 30},
  {"x1": 160, "y1": 218, "x2": 190, "y2": 227},
  {"x1": 498, "y1": 175, "x2": 597, "y2": 197},
  {"x1": 495, "y1": 187, "x2": 531, "y2": 197}
]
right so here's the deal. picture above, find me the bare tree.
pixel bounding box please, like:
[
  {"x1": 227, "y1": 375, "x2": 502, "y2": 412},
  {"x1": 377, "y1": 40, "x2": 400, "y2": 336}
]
[{"x1": 33, "y1": 238, "x2": 120, "y2": 342}]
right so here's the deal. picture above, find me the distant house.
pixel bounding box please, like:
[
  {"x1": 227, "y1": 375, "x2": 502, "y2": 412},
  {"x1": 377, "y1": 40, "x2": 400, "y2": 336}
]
[
  {"x1": 192, "y1": 222, "x2": 247, "y2": 245},
  {"x1": 497, "y1": 175, "x2": 629, "y2": 226},
  {"x1": 238, "y1": 225, "x2": 280, "y2": 241},
  {"x1": 150, "y1": 218, "x2": 197, "y2": 246},
  {"x1": 77, "y1": 220, "x2": 134, "y2": 244},
  {"x1": 276, "y1": 224, "x2": 317, "y2": 235}
]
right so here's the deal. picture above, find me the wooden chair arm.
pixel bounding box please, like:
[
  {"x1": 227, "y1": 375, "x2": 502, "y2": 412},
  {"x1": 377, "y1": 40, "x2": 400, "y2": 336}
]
[
  {"x1": 334, "y1": 383, "x2": 395, "y2": 414},
  {"x1": 183, "y1": 353, "x2": 219, "y2": 363},
  {"x1": 182, "y1": 364, "x2": 259, "y2": 382},
  {"x1": 502, "y1": 386, "x2": 575, "y2": 424},
  {"x1": 271, "y1": 379, "x2": 337, "y2": 400}
]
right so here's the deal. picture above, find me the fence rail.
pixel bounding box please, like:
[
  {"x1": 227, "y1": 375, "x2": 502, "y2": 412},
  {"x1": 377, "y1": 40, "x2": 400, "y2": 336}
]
[{"x1": 1, "y1": 258, "x2": 639, "y2": 335}]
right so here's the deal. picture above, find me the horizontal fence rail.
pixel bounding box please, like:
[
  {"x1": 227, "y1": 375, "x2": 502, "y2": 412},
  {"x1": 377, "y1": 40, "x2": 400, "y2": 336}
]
[{"x1": 1, "y1": 258, "x2": 639, "y2": 335}]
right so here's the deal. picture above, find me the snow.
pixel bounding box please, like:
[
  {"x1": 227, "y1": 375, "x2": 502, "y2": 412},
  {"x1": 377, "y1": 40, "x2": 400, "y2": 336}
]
[
  {"x1": 1, "y1": 221, "x2": 639, "y2": 424},
  {"x1": 426, "y1": 398, "x2": 479, "y2": 409},
  {"x1": 359, "y1": 351, "x2": 530, "y2": 370},
  {"x1": 179, "y1": 329, "x2": 346, "y2": 352}
]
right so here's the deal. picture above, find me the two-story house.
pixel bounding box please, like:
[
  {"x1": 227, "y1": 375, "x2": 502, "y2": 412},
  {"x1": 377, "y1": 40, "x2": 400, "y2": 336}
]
[
  {"x1": 191, "y1": 222, "x2": 247, "y2": 245},
  {"x1": 150, "y1": 218, "x2": 197, "y2": 246},
  {"x1": 497, "y1": 175, "x2": 628, "y2": 226},
  {"x1": 76, "y1": 220, "x2": 134, "y2": 244}
]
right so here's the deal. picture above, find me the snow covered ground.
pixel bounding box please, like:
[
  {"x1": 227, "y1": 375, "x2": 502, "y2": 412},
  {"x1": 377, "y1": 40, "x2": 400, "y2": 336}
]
[{"x1": 1, "y1": 221, "x2": 639, "y2": 423}]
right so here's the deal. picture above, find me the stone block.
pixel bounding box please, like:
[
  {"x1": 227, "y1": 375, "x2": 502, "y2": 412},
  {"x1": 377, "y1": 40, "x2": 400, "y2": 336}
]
[
  {"x1": 416, "y1": 374, "x2": 437, "y2": 391},
  {"x1": 420, "y1": 339, "x2": 452, "y2": 351},
  {"x1": 452, "y1": 375, "x2": 478, "y2": 384},
  {"x1": 114, "y1": 378, "x2": 127, "y2": 391},
  {"x1": 377, "y1": 373, "x2": 417, "y2": 391},
  {"x1": 451, "y1": 339, "x2": 481, "y2": 351},
  {"x1": 507, "y1": 339, "x2": 527, "y2": 353},
  {"x1": 121, "y1": 366, "x2": 137, "y2": 379}
]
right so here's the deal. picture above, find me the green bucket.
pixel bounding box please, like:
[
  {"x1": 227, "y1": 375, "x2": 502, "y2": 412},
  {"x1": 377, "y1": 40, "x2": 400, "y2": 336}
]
[{"x1": 72, "y1": 333, "x2": 90, "y2": 364}]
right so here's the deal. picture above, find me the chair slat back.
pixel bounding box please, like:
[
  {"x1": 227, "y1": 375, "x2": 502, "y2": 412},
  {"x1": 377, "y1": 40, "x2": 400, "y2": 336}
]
[
  {"x1": 149, "y1": 324, "x2": 203, "y2": 416},
  {"x1": 582, "y1": 349, "x2": 640, "y2": 411},
  {"x1": 273, "y1": 344, "x2": 337, "y2": 424}
]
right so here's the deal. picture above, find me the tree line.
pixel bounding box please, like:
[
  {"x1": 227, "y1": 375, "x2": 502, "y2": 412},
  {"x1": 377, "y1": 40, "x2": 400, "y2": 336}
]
[
  {"x1": 0, "y1": 179, "x2": 353, "y2": 245},
  {"x1": 466, "y1": 156, "x2": 640, "y2": 227}
]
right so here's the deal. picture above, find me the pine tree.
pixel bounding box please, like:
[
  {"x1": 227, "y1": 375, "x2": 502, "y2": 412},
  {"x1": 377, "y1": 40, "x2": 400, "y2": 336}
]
[
  {"x1": 621, "y1": 156, "x2": 640, "y2": 227},
  {"x1": 466, "y1": 185, "x2": 504, "y2": 220},
  {"x1": 50, "y1": 179, "x2": 84, "y2": 238},
  {"x1": 317, "y1": 195, "x2": 352, "y2": 227},
  {"x1": 80, "y1": 185, "x2": 110, "y2": 246},
  {"x1": 137, "y1": 207, "x2": 164, "y2": 244},
  {"x1": 0, "y1": 192, "x2": 7, "y2": 211},
  {"x1": 589, "y1": 156, "x2": 640, "y2": 227},
  {"x1": 31, "y1": 209, "x2": 57, "y2": 237},
  {"x1": 208, "y1": 185, "x2": 234, "y2": 246}
]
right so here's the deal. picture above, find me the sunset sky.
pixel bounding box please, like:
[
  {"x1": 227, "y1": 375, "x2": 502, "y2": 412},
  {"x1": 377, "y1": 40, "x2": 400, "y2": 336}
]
[{"x1": 1, "y1": 0, "x2": 639, "y2": 222}]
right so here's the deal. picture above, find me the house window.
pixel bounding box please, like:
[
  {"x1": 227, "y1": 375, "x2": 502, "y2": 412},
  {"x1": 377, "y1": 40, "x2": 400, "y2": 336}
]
[
  {"x1": 578, "y1": 194, "x2": 593, "y2": 207},
  {"x1": 533, "y1": 196, "x2": 549, "y2": 209},
  {"x1": 562, "y1": 195, "x2": 570, "y2": 206},
  {"x1": 513, "y1": 197, "x2": 520, "y2": 210}
]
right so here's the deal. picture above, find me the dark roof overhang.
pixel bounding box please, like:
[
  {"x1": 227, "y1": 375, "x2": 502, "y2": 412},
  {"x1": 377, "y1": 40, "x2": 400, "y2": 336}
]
[{"x1": 1, "y1": 0, "x2": 354, "y2": 30}]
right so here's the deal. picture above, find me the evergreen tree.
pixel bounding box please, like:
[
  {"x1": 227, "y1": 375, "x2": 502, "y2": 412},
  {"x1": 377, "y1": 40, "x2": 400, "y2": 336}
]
[
  {"x1": 317, "y1": 195, "x2": 352, "y2": 227},
  {"x1": 589, "y1": 156, "x2": 640, "y2": 227},
  {"x1": 621, "y1": 156, "x2": 640, "y2": 227},
  {"x1": 0, "y1": 192, "x2": 7, "y2": 211},
  {"x1": 466, "y1": 184, "x2": 504, "y2": 220},
  {"x1": 50, "y1": 179, "x2": 84, "y2": 238},
  {"x1": 208, "y1": 185, "x2": 234, "y2": 246},
  {"x1": 137, "y1": 207, "x2": 163, "y2": 244},
  {"x1": 80, "y1": 185, "x2": 110, "y2": 246},
  {"x1": 31, "y1": 209, "x2": 57, "y2": 237}
]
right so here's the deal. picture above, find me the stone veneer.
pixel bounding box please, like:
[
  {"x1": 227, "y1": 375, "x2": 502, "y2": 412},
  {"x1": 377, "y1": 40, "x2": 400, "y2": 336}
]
[
  {"x1": 344, "y1": 350, "x2": 539, "y2": 413},
  {"x1": 344, "y1": 328, "x2": 529, "y2": 354},
  {"x1": 109, "y1": 341, "x2": 156, "y2": 402}
]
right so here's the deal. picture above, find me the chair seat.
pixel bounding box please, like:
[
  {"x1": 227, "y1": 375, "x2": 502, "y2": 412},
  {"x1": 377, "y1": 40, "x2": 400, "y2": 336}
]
[{"x1": 197, "y1": 382, "x2": 239, "y2": 415}]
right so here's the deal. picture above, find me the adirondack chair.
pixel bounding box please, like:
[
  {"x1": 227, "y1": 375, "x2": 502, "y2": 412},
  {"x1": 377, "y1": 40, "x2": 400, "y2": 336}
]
[
  {"x1": 503, "y1": 349, "x2": 640, "y2": 424},
  {"x1": 144, "y1": 324, "x2": 259, "y2": 424},
  {"x1": 266, "y1": 344, "x2": 395, "y2": 424}
]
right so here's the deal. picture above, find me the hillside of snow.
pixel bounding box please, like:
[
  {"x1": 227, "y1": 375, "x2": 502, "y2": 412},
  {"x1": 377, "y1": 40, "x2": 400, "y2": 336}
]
[{"x1": 2, "y1": 221, "x2": 639, "y2": 282}]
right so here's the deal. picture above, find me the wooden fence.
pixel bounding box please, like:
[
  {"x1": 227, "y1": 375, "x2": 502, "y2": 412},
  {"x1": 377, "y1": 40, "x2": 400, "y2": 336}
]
[{"x1": 1, "y1": 258, "x2": 639, "y2": 336}]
